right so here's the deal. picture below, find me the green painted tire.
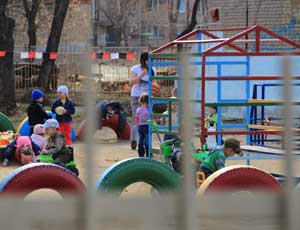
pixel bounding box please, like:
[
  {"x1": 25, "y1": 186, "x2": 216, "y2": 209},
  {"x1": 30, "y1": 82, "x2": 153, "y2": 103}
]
[
  {"x1": 96, "y1": 158, "x2": 181, "y2": 196},
  {"x1": 0, "y1": 112, "x2": 15, "y2": 132}
]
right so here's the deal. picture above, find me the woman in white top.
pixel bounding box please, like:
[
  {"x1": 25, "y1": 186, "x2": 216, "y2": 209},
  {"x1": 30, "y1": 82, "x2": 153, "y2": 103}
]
[{"x1": 129, "y1": 53, "x2": 155, "y2": 150}]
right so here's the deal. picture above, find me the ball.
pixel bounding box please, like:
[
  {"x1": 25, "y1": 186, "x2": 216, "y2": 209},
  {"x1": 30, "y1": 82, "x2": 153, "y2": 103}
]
[{"x1": 152, "y1": 81, "x2": 160, "y2": 96}]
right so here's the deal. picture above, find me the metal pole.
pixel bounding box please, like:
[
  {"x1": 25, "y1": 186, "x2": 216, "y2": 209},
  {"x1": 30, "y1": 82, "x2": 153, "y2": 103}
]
[
  {"x1": 81, "y1": 21, "x2": 98, "y2": 228},
  {"x1": 282, "y1": 57, "x2": 297, "y2": 230},
  {"x1": 245, "y1": 0, "x2": 249, "y2": 51},
  {"x1": 177, "y1": 53, "x2": 197, "y2": 230}
]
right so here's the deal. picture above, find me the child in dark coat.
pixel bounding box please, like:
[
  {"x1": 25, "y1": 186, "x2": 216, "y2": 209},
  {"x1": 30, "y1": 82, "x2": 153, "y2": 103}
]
[
  {"x1": 42, "y1": 119, "x2": 72, "y2": 166},
  {"x1": 27, "y1": 89, "x2": 51, "y2": 135}
]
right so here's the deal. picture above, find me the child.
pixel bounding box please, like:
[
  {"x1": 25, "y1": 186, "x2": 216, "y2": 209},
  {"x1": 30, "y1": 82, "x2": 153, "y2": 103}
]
[
  {"x1": 136, "y1": 93, "x2": 149, "y2": 157},
  {"x1": 159, "y1": 97, "x2": 178, "y2": 141},
  {"x1": 199, "y1": 138, "x2": 242, "y2": 178},
  {"x1": 159, "y1": 88, "x2": 178, "y2": 141},
  {"x1": 27, "y1": 89, "x2": 51, "y2": 135},
  {"x1": 2, "y1": 136, "x2": 41, "y2": 166},
  {"x1": 205, "y1": 106, "x2": 218, "y2": 128},
  {"x1": 41, "y1": 119, "x2": 72, "y2": 167},
  {"x1": 205, "y1": 105, "x2": 223, "y2": 149},
  {"x1": 31, "y1": 124, "x2": 46, "y2": 150},
  {"x1": 51, "y1": 85, "x2": 75, "y2": 146}
]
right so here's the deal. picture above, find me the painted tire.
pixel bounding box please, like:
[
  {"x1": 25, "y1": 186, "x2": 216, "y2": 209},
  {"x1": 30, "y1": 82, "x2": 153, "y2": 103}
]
[
  {"x1": 77, "y1": 115, "x2": 131, "y2": 140},
  {"x1": 96, "y1": 158, "x2": 181, "y2": 196},
  {"x1": 0, "y1": 112, "x2": 15, "y2": 132},
  {"x1": 16, "y1": 111, "x2": 76, "y2": 141},
  {"x1": 198, "y1": 165, "x2": 282, "y2": 196},
  {"x1": 0, "y1": 163, "x2": 85, "y2": 197}
]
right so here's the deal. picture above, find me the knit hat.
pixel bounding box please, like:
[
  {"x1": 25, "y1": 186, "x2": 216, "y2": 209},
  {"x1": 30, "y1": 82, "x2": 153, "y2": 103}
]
[
  {"x1": 57, "y1": 85, "x2": 69, "y2": 95},
  {"x1": 15, "y1": 136, "x2": 33, "y2": 150},
  {"x1": 224, "y1": 138, "x2": 242, "y2": 156},
  {"x1": 43, "y1": 119, "x2": 59, "y2": 129},
  {"x1": 32, "y1": 89, "x2": 44, "y2": 101},
  {"x1": 33, "y1": 124, "x2": 44, "y2": 135}
]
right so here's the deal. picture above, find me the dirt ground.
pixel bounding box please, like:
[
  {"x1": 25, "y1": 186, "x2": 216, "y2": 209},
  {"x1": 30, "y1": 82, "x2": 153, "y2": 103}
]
[
  {"x1": 2, "y1": 105, "x2": 300, "y2": 199},
  {"x1": 1, "y1": 128, "x2": 300, "y2": 200}
]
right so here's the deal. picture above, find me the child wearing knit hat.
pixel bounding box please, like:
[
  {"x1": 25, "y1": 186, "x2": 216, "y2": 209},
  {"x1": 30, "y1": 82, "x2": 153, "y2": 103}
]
[
  {"x1": 27, "y1": 89, "x2": 51, "y2": 135},
  {"x1": 31, "y1": 124, "x2": 46, "y2": 150},
  {"x1": 51, "y1": 85, "x2": 75, "y2": 146}
]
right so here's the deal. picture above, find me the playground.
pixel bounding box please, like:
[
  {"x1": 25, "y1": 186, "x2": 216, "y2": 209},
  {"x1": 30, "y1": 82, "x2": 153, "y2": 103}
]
[
  {"x1": 0, "y1": 24, "x2": 300, "y2": 230},
  {"x1": 0, "y1": 25, "x2": 300, "y2": 199},
  {"x1": 0, "y1": 133, "x2": 297, "y2": 199}
]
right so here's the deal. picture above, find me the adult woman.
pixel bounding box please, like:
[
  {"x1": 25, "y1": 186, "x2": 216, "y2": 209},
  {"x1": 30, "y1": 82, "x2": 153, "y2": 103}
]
[{"x1": 129, "y1": 52, "x2": 155, "y2": 150}]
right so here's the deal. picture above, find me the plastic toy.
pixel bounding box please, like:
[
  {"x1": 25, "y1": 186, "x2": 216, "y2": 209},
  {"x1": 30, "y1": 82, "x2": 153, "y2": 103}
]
[
  {"x1": 39, "y1": 154, "x2": 79, "y2": 176},
  {"x1": 147, "y1": 120, "x2": 208, "y2": 175}
]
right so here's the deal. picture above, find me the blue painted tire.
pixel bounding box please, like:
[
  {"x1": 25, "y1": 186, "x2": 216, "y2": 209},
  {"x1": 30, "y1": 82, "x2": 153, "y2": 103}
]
[
  {"x1": 0, "y1": 163, "x2": 85, "y2": 197},
  {"x1": 17, "y1": 111, "x2": 76, "y2": 141},
  {"x1": 96, "y1": 158, "x2": 181, "y2": 196}
]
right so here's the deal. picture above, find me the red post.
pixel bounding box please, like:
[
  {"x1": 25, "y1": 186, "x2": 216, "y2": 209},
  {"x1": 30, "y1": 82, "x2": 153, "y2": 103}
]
[
  {"x1": 256, "y1": 28, "x2": 260, "y2": 52},
  {"x1": 201, "y1": 55, "x2": 206, "y2": 144}
]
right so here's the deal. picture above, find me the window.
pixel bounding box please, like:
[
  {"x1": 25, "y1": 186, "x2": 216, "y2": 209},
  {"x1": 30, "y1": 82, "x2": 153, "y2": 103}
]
[
  {"x1": 106, "y1": 26, "x2": 116, "y2": 46},
  {"x1": 152, "y1": 26, "x2": 160, "y2": 38},
  {"x1": 142, "y1": 25, "x2": 164, "y2": 39},
  {"x1": 179, "y1": 0, "x2": 185, "y2": 13},
  {"x1": 147, "y1": 0, "x2": 166, "y2": 11}
]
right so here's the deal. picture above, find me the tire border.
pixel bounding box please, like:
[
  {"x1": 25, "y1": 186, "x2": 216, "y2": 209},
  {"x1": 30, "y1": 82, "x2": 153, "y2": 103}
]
[
  {"x1": 198, "y1": 165, "x2": 282, "y2": 196},
  {"x1": 96, "y1": 158, "x2": 181, "y2": 195},
  {"x1": 0, "y1": 163, "x2": 85, "y2": 197}
]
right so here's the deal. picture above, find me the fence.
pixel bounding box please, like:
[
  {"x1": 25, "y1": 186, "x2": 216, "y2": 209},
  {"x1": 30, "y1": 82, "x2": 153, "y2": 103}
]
[{"x1": 13, "y1": 46, "x2": 151, "y2": 98}]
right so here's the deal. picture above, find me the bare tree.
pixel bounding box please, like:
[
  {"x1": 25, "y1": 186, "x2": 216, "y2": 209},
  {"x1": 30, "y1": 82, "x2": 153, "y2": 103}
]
[
  {"x1": 177, "y1": 0, "x2": 201, "y2": 38},
  {"x1": 37, "y1": 0, "x2": 70, "y2": 90},
  {"x1": 0, "y1": 0, "x2": 16, "y2": 114},
  {"x1": 99, "y1": 0, "x2": 141, "y2": 46},
  {"x1": 177, "y1": 0, "x2": 208, "y2": 38},
  {"x1": 22, "y1": 0, "x2": 41, "y2": 49},
  {"x1": 168, "y1": 0, "x2": 181, "y2": 40}
]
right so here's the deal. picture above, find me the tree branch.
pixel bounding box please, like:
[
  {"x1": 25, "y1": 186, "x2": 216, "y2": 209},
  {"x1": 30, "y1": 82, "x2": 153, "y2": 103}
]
[
  {"x1": 22, "y1": 0, "x2": 30, "y2": 17},
  {"x1": 31, "y1": 0, "x2": 41, "y2": 16},
  {"x1": 99, "y1": 6, "x2": 115, "y2": 26},
  {"x1": 177, "y1": 0, "x2": 200, "y2": 38}
]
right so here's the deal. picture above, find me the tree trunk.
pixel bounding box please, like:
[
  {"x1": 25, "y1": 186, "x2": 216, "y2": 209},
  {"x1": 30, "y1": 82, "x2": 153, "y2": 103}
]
[
  {"x1": 114, "y1": 28, "x2": 122, "y2": 46},
  {"x1": 186, "y1": 0, "x2": 190, "y2": 24},
  {"x1": 168, "y1": 0, "x2": 181, "y2": 40},
  {"x1": 23, "y1": 0, "x2": 40, "y2": 49},
  {"x1": 0, "y1": 10, "x2": 16, "y2": 114},
  {"x1": 27, "y1": 18, "x2": 37, "y2": 49},
  {"x1": 37, "y1": 0, "x2": 70, "y2": 90}
]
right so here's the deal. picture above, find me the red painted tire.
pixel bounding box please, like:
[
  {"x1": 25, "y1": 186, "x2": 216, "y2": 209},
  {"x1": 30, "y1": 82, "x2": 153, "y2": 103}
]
[
  {"x1": 0, "y1": 163, "x2": 85, "y2": 197},
  {"x1": 77, "y1": 115, "x2": 131, "y2": 140},
  {"x1": 198, "y1": 165, "x2": 282, "y2": 196}
]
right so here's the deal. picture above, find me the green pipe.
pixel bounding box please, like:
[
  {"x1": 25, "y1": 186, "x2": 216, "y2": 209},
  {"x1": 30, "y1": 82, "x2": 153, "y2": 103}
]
[
  {"x1": 151, "y1": 129, "x2": 201, "y2": 137},
  {"x1": 152, "y1": 97, "x2": 202, "y2": 103}
]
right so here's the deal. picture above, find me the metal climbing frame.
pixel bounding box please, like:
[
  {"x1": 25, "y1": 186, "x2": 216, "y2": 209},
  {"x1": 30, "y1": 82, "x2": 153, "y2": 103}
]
[
  {"x1": 250, "y1": 83, "x2": 300, "y2": 147},
  {"x1": 148, "y1": 25, "x2": 300, "y2": 154}
]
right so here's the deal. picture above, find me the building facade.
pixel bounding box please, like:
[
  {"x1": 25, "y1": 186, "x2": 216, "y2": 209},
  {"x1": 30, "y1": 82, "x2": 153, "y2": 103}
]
[{"x1": 95, "y1": 0, "x2": 300, "y2": 48}]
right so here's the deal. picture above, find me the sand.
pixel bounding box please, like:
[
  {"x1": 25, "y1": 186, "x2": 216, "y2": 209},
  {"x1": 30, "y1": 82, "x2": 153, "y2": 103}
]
[{"x1": 1, "y1": 127, "x2": 300, "y2": 200}]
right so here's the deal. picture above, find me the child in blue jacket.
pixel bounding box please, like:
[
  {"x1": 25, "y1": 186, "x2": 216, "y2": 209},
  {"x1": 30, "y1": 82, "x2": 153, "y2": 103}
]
[{"x1": 51, "y1": 85, "x2": 75, "y2": 146}]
